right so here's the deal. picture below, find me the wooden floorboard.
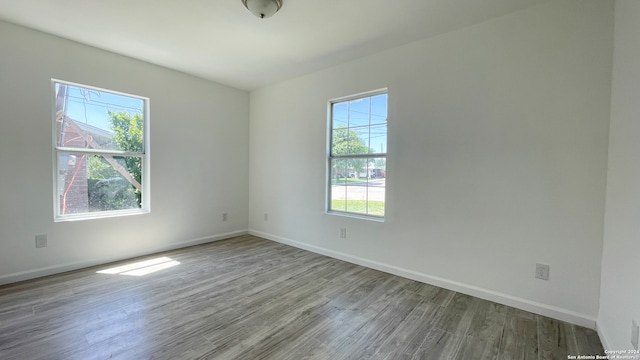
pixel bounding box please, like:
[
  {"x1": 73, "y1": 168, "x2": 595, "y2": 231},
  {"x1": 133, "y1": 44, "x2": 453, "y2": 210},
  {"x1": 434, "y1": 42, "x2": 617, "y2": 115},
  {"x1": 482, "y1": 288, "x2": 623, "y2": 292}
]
[
  {"x1": 497, "y1": 308, "x2": 539, "y2": 360},
  {"x1": 0, "y1": 235, "x2": 604, "y2": 359}
]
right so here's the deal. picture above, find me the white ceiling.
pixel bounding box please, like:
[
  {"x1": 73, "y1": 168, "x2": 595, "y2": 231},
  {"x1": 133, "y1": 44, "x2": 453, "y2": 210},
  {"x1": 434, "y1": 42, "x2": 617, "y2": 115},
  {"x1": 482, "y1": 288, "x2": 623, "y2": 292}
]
[{"x1": 0, "y1": 0, "x2": 549, "y2": 90}]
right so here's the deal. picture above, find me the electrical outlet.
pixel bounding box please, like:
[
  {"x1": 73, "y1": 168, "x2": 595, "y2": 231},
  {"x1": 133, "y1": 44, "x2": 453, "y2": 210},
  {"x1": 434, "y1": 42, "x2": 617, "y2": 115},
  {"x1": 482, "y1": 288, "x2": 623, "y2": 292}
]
[
  {"x1": 222, "y1": 212, "x2": 228, "y2": 221},
  {"x1": 535, "y1": 263, "x2": 549, "y2": 280},
  {"x1": 264, "y1": 213, "x2": 269, "y2": 221},
  {"x1": 340, "y1": 228, "x2": 347, "y2": 239},
  {"x1": 632, "y1": 319, "x2": 639, "y2": 350},
  {"x1": 35, "y1": 234, "x2": 47, "y2": 248}
]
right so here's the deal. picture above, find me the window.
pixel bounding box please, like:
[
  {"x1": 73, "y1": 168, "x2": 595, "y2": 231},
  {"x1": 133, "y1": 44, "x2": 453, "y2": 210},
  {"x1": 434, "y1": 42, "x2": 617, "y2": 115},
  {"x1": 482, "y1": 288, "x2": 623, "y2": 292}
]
[
  {"x1": 53, "y1": 80, "x2": 149, "y2": 221},
  {"x1": 328, "y1": 90, "x2": 387, "y2": 218}
]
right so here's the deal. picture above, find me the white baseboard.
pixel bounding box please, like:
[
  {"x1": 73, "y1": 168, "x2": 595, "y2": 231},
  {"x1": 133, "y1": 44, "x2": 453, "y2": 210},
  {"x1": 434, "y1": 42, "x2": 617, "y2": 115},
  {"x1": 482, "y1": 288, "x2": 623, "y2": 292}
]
[
  {"x1": 249, "y1": 229, "x2": 597, "y2": 329},
  {"x1": 596, "y1": 322, "x2": 611, "y2": 352},
  {"x1": 0, "y1": 230, "x2": 248, "y2": 286}
]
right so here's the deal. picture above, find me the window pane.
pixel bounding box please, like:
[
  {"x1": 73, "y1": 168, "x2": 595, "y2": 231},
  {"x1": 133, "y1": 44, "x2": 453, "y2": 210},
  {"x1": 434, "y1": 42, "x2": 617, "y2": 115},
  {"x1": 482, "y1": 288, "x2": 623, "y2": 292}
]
[
  {"x1": 367, "y1": 157, "x2": 386, "y2": 216},
  {"x1": 348, "y1": 97, "x2": 370, "y2": 128},
  {"x1": 55, "y1": 82, "x2": 144, "y2": 152},
  {"x1": 57, "y1": 152, "x2": 142, "y2": 214},
  {"x1": 332, "y1": 102, "x2": 348, "y2": 129},
  {"x1": 354, "y1": 126, "x2": 370, "y2": 154},
  {"x1": 331, "y1": 94, "x2": 387, "y2": 156},
  {"x1": 370, "y1": 94, "x2": 387, "y2": 155},
  {"x1": 371, "y1": 94, "x2": 388, "y2": 123},
  {"x1": 329, "y1": 91, "x2": 387, "y2": 218},
  {"x1": 345, "y1": 183, "x2": 366, "y2": 214},
  {"x1": 329, "y1": 157, "x2": 385, "y2": 216},
  {"x1": 369, "y1": 123, "x2": 387, "y2": 154},
  {"x1": 330, "y1": 158, "x2": 348, "y2": 212},
  {"x1": 331, "y1": 159, "x2": 349, "y2": 184},
  {"x1": 331, "y1": 126, "x2": 370, "y2": 156},
  {"x1": 331, "y1": 127, "x2": 346, "y2": 155}
]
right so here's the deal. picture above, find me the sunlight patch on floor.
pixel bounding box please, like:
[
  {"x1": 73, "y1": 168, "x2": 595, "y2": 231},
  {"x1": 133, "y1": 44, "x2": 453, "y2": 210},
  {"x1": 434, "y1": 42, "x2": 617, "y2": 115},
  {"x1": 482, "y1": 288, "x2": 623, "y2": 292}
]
[{"x1": 96, "y1": 256, "x2": 180, "y2": 276}]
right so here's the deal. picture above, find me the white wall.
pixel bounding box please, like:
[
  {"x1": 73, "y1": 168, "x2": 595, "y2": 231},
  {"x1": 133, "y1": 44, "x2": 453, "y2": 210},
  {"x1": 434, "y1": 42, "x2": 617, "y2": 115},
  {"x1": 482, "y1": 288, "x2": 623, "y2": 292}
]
[
  {"x1": 599, "y1": 0, "x2": 640, "y2": 351},
  {"x1": 0, "y1": 0, "x2": 624, "y2": 341},
  {"x1": 249, "y1": 1, "x2": 613, "y2": 327},
  {"x1": 0, "y1": 20, "x2": 250, "y2": 284}
]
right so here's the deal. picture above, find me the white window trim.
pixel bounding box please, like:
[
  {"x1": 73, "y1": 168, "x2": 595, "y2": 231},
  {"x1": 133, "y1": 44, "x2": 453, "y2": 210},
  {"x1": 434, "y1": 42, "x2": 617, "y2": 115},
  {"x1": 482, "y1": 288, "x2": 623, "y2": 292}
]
[
  {"x1": 51, "y1": 79, "x2": 151, "y2": 222},
  {"x1": 326, "y1": 88, "x2": 387, "y2": 220}
]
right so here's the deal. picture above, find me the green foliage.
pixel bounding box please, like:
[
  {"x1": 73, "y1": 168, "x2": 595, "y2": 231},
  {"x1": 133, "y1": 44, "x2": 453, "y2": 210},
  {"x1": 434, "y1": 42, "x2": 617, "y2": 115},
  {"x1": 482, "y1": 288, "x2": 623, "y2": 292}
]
[
  {"x1": 332, "y1": 126, "x2": 369, "y2": 156},
  {"x1": 87, "y1": 111, "x2": 143, "y2": 211},
  {"x1": 332, "y1": 126, "x2": 369, "y2": 176},
  {"x1": 88, "y1": 178, "x2": 139, "y2": 212},
  {"x1": 87, "y1": 155, "x2": 119, "y2": 180},
  {"x1": 108, "y1": 111, "x2": 143, "y2": 185}
]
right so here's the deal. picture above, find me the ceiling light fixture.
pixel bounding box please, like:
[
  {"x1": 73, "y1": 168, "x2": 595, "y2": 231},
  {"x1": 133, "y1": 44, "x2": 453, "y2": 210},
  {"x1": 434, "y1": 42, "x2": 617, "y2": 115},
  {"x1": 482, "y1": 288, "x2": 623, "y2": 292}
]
[{"x1": 241, "y1": 0, "x2": 282, "y2": 19}]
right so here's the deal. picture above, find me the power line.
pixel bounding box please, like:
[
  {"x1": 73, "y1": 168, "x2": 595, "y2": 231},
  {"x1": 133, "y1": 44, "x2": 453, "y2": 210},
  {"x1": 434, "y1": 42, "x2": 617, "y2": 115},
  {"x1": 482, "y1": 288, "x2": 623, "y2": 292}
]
[{"x1": 66, "y1": 95, "x2": 143, "y2": 113}]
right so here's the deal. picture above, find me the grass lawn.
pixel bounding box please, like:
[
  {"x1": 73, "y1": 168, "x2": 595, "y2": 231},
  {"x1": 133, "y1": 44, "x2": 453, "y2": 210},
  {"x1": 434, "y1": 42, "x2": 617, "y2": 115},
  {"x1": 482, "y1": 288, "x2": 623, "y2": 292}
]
[{"x1": 331, "y1": 200, "x2": 385, "y2": 216}]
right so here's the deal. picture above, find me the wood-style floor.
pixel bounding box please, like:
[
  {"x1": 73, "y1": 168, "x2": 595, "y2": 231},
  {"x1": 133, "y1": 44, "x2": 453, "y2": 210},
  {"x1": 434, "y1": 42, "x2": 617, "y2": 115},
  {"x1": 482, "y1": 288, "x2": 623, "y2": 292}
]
[{"x1": 0, "y1": 235, "x2": 603, "y2": 360}]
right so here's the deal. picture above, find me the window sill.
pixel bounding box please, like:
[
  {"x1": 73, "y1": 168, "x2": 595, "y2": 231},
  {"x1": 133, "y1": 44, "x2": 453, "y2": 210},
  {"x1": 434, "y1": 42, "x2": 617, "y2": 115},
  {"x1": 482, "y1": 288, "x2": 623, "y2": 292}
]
[
  {"x1": 54, "y1": 208, "x2": 149, "y2": 222},
  {"x1": 326, "y1": 210, "x2": 385, "y2": 223}
]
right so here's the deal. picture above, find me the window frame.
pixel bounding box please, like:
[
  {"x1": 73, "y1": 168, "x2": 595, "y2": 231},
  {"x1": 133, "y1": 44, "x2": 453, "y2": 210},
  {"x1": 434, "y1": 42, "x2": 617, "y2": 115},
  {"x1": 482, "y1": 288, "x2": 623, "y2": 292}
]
[
  {"x1": 52, "y1": 79, "x2": 150, "y2": 222},
  {"x1": 327, "y1": 89, "x2": 388, "y2": 220}
]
